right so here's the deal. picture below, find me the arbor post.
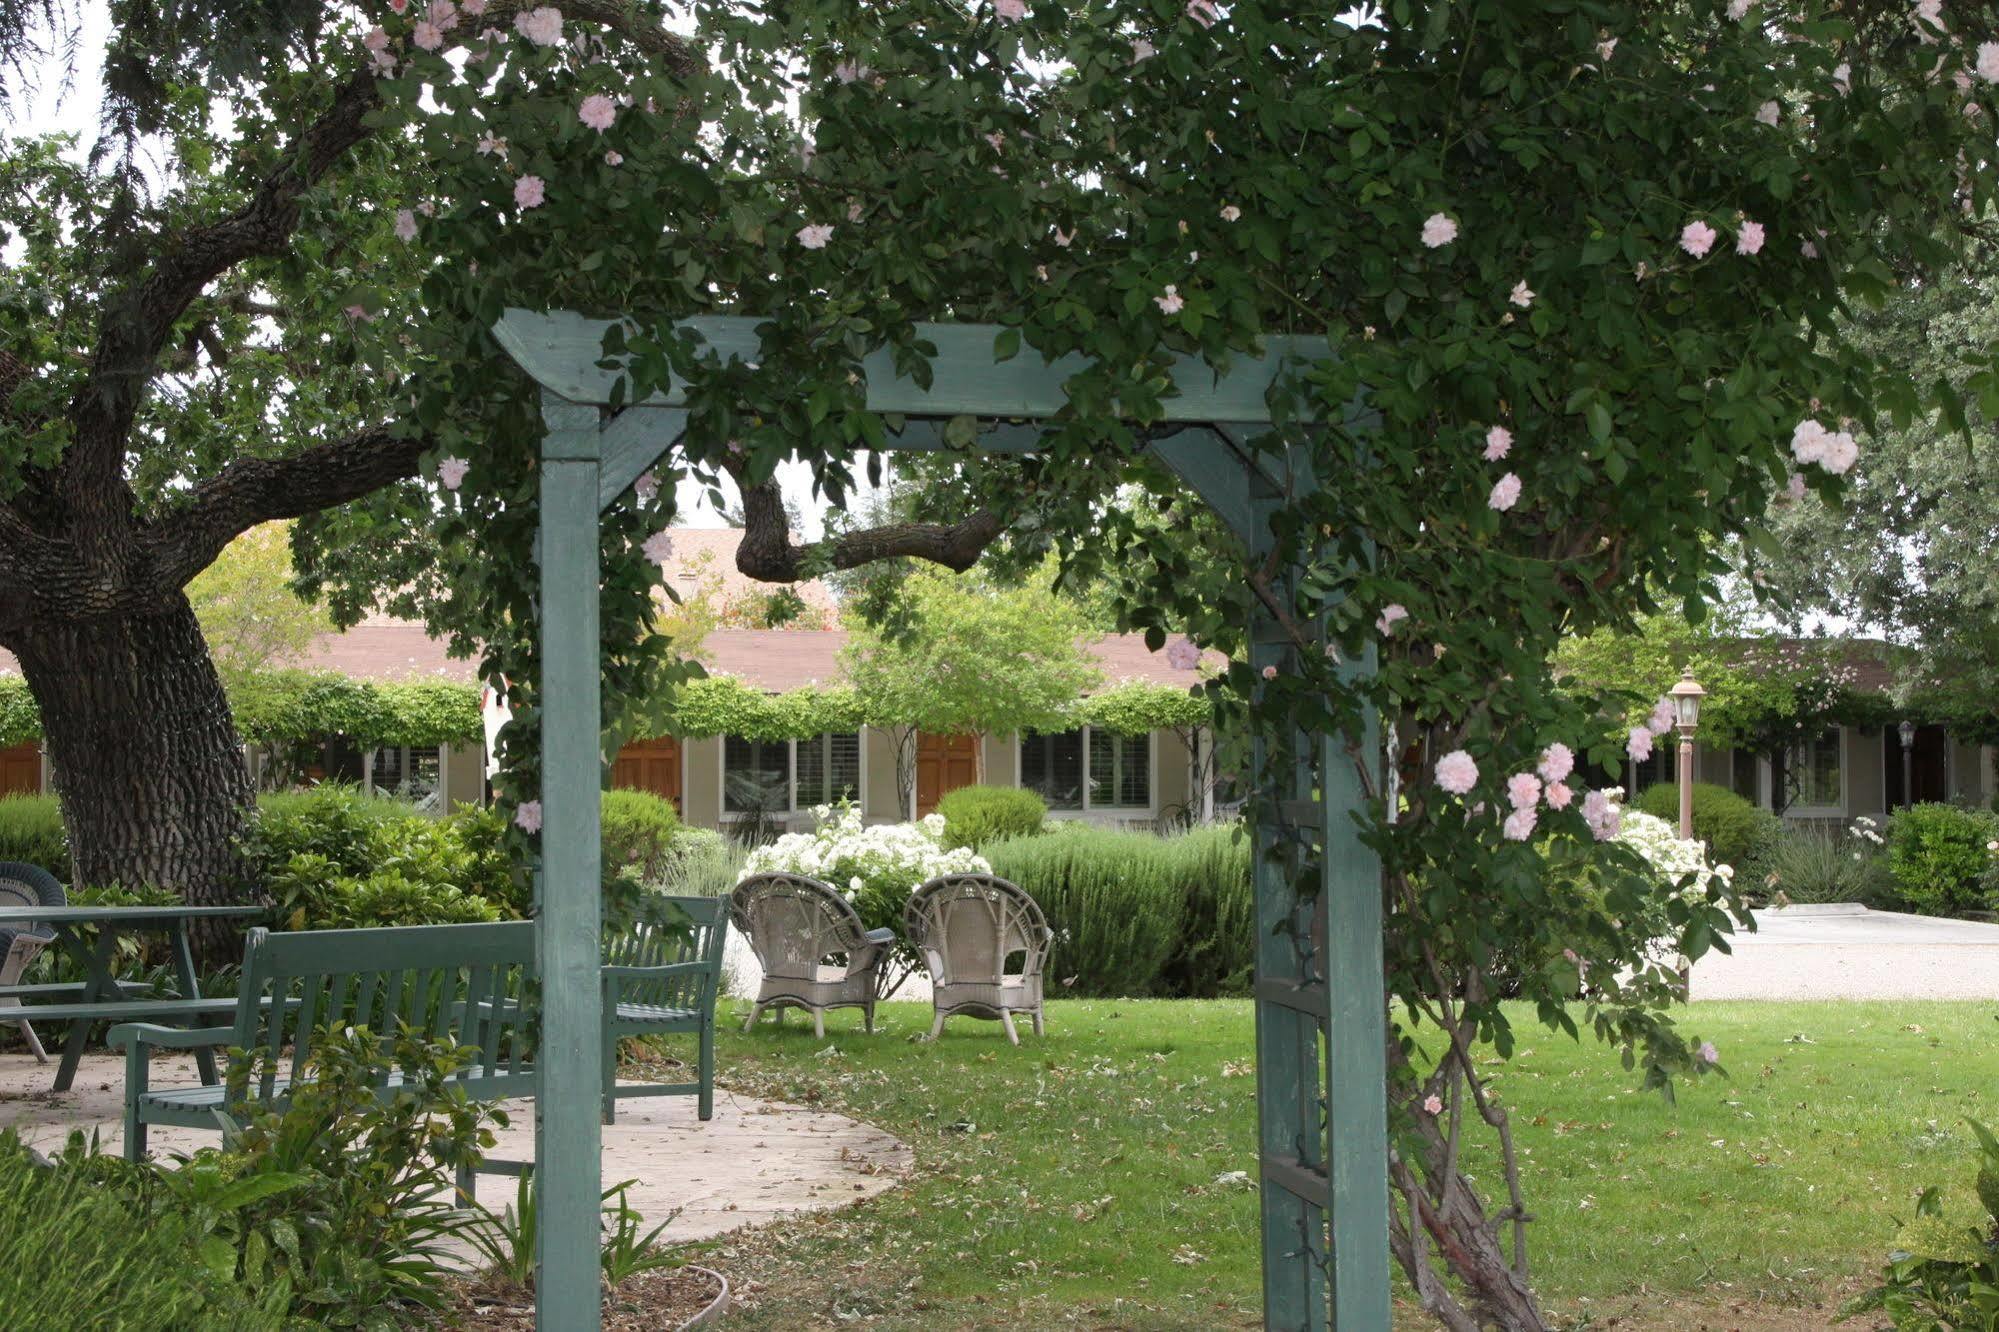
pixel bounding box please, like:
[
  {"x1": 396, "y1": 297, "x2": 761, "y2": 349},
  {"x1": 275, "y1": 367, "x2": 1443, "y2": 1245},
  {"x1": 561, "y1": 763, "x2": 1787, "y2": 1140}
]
[{"x1": 536, "y1": 399, "x2": 606, "y2": 1330}]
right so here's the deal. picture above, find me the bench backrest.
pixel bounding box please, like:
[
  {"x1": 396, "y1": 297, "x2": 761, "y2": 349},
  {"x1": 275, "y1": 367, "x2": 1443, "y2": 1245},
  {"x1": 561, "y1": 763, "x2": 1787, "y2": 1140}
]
[
  {"x1": 603, "y1": 894, "x2": 728, "y2": 1010},
  {"x1": 230, "y1": 920, "x2": 538, "y2": 1102}
]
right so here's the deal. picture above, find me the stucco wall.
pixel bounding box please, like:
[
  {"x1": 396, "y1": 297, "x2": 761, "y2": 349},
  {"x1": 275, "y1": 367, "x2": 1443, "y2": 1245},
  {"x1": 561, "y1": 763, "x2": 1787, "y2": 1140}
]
[
  {"x1": 1847, "y1": 726, "x2": 1886, "y2": 818},
  {"x1": 863, "y1": 727, "x2": 905, "y2": 822},
  {"x1": 442, "y1": 742, "x2": 485, "y2": 811},
  {"x1": 681, "y1": 735, "x2": 723, "y2": 829}
]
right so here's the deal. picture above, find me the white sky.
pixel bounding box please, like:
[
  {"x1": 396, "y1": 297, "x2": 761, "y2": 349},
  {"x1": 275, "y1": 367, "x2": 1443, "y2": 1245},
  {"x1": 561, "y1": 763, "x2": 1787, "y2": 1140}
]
[{"x1": 6, "y1": 11, "x2": 856, "y2": 536}]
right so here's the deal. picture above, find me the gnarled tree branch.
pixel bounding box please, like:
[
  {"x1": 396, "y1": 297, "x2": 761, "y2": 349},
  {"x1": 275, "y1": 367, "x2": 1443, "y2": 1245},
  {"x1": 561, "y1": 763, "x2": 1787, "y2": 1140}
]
[{"x1": 727, "y1": 457, "x2": 1005, "y2": 582}]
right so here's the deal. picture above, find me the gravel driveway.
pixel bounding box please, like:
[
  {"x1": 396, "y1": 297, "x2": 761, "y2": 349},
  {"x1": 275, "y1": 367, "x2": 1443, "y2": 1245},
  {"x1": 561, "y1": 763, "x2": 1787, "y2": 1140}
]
[{"x1": 1691, "y1": 902, "x2": 1999, "y2": 1000}]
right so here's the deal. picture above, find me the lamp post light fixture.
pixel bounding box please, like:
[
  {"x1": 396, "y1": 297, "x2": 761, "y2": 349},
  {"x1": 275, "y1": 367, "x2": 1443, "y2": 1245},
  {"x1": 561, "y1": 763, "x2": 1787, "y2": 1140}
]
[
  {"x1": 1899, "y1": 719, "x2": 1918, "y2": 808},
  {"x1": 1669, "y1": 670, "x2": 1706, "y2": 843}
]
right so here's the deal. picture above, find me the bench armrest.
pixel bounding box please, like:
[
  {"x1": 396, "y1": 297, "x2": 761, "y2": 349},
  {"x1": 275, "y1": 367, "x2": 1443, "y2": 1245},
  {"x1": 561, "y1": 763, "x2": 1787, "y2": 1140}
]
[
  {"x1": 106, "y1": 1022, "x2": 238, "y2": 1053},
  {"x1": 602, "y1": 962, "x2": 712, "y2": 980}
]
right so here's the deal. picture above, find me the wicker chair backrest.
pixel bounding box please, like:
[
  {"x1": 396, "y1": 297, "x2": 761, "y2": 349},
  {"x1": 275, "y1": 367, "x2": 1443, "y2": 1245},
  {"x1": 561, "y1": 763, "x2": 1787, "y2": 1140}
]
[
  {"x1": 904, "y1": 874, "x2": 1050, "y2": 986},
  {"x1": 0, "y1": 861, "x2": 64, "y2": 941},
  {"x1": 729, "y1": 873, "x2": 870, "y2": 982}
]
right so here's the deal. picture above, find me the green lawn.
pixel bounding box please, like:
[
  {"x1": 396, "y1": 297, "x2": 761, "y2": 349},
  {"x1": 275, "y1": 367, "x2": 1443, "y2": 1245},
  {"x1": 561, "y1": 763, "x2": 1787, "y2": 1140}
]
[{"x1": 675, "y1": 998, "x2": 1999, "y2": 1330}]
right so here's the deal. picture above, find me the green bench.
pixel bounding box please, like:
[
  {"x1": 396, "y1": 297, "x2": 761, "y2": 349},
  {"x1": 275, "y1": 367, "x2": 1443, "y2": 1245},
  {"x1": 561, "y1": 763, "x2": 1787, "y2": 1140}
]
[
  {"x1": 109, "y1": 920, "x2": 539, "y2": 1197},
  {"x1": 602, "y1": 894, "x2": 728, "y2": 1123}
]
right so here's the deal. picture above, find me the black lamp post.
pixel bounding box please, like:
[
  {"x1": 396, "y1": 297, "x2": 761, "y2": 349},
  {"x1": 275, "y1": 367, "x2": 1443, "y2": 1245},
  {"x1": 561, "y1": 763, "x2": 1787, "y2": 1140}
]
[{"x1": 1899, "y1": 719, "x2": 1917, "y2": 807}]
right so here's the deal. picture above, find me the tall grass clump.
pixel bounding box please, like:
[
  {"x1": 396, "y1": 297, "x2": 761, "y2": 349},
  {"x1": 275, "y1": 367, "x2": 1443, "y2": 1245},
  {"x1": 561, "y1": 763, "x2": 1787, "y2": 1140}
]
[
  {"x1": 986, "y1": 825, "x2": 1185, "y2": 996},
  {"x1": 0, "y1": 793, "x2": 70, "y2": 881}
]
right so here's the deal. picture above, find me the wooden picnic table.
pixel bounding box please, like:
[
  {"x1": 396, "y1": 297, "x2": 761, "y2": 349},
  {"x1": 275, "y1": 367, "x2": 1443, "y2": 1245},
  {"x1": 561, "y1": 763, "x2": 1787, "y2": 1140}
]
[{"x1": 0, "y1": 903, "x2": 265, "y2": 1092}]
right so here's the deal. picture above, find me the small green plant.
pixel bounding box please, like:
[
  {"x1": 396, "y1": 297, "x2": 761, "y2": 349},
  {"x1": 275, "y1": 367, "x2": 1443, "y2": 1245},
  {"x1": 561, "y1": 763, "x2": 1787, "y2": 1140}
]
[
  {"x1": 601, "y1": 788, "x2": 684, "y2": 884},
  {"x1": 1887, "y1": 803, "x2": 1999, "y2": 917},
  {"x1": 1842, "y1": 1119, "x2": 1999, "y2": 1329},
  {"x1": 465, "y1": 1169, "x2": 683, "y2": 1288},
  {"x1": 936, "y1": 785, "x2": 1048, "y2": 850},
  {"x1": 1762, "y1": 824, "x2": 1898, "y2": 907}
]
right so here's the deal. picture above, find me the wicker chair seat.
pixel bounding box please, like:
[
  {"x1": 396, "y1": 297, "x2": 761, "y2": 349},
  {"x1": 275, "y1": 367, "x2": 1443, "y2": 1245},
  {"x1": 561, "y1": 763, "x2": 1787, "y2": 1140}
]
[
  {"x1": 905, "y1": 873, "x2": 1052, "y2": 1045},
  {"x1": 730, "y1": 872, "x2": 892, "y2": 1038}
]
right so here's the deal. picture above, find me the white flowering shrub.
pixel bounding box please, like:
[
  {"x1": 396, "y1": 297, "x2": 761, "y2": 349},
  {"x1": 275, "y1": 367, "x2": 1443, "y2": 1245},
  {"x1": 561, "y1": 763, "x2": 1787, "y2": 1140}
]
[
  {"x1": 1615, "y1": 809, "x2": 1736, "y2": 909},
  {"x1": 739, "y1": 804, "x2": 991, "y2": 994}
]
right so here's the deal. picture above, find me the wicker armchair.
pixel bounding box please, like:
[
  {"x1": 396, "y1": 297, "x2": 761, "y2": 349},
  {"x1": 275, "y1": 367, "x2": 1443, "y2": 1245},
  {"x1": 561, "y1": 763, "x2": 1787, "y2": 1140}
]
[
  {"x1": 729, "y1": 872, "x2": 895, "y2": 1038},
  {"x1": 0, "y1": 862, "x2": 65, "y2": 1063},
  {"x1": 904, "y1": 873, "x2": 1052, "y2": 1045}
]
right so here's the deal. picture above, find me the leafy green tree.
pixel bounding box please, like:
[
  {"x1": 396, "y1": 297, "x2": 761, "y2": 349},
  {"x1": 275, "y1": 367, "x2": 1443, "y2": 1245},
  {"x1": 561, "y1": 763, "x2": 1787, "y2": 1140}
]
[
  {"x1": 186, "y1": 522, "x2": 332, "y2": 684},
  {"x1": 841, "y1": 567, "x2": 1100, "y2": 816}
]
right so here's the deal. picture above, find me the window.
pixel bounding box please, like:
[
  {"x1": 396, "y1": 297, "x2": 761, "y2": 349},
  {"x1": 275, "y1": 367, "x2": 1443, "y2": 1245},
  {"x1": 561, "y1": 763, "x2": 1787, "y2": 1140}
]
[
  {"x1": 723, "y1": 736, "x2": 791, "y2": 814},
  {"x1": 369, "y1": 744, "x2": 440, "y2": 804},
  {"x1": 1021, "y1": 728, "x2": 1150, "y2": 812},
  {"x1": 1629, "y1": 744, "x2": 1674, "y2": 795},
  {"x1": 1783, "y1": 728, "x2": 1843, "y2": 810},
  {"x1": 1020, "y1": 731, "x2": 1085, "y2": 810},
  {"x1": 725, "y1": 732, "x2": 860, "y2": 814},
  {"x1": 1088, "y1": 730, "x2": 1151, "y2": 809},
  {"x1": 795, "y1": 731, "x2": 861, "y2": 807},
  {"x1": 1730, "y1": 748, "x2": 1760, "y2": 805}
]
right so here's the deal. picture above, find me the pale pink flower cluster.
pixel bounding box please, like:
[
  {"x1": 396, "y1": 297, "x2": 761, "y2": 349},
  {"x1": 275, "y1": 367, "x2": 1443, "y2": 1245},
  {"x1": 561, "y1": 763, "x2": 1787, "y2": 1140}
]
[
  {"x1": 1726, "y1": 0, "x2": 1753, "y2": 18},
  {"x1": 1978, "y1": 42, "x2": 1999, "y2": 82},
  {"x1": 1165, "y1": 637, "x2": 1202, "y2": 671},
  {"x1": 1791, "y1": 418, "x2": 1859, "y2": 474},
  {"x1": 1627, "y1": 726, "x2": 1653, "y2": 762},
  {"x1": 1546, "y1": 782, "x2": 1574, "y2": 809},
  {"x1": 437, "y1": 457, "x2": 470, "y2": 491},
  {"x1": 1509, "y1": 280, "x2": 1534, "y2": 308},
  {"x1": 642, "y1": 529, "x2": 675, "y2": 564},
  {"x1": 1483, "y1": 425, "x2": 1512, "y2": 461},
  {"x1": 1376, "y1": 604, "x2": 1408, "y2": 636},
  {"x1": 514, "y1": 800, "x2": 544, "y2": 834},
  {"x1": 1695, "y1": 1040, "x2": 1719, "y2": 1065},
  {"x1": 413, "y1": 19, "x2": 442, "y2": 49},
  {"x1": 1155, "y1": 284, "x2": 1185, "y2": 314},
  {"x1": 1679, "y1": 220, "x2": 1717, "y2": 258},
  {"x1": 1260, "y1": 664, "x2": 1278, "y2": 681},
  {"x1": 1538, "y1": 743, "x2": 1575, "y2": 784},
  {"x1": 634, "y1": 470, "x2": 659, "y2": 501},
  {"x1": 1422, "y1": 1093, "x2": 1444, "y2": 1115},
  {"x1": 579, "y1": 93, "x2": 617, "y2": 131},
  {"x1": 833, "y1": 60, "x2": 869, "y2": 84},
  {"x1": 1507, "y1": 772, "x2": 1543, "y2": 811},
  {"x1": 1581, "y1": 788, "x2": 1621, "y2": 840},
  {"x1": 394, "y1": 208, "x2": 418, "y2": 242},
  {"x1": 1755, "y1": 100, "x2": 1780, "y2": 126},
  {"x1": 1420, "y1": 213, "x2": 1458, "y2": 248},
  {"x1": 993, "y1": 0, "x2": 1026, "y2": 18},
  {"x1": 514, "y1": 175, "x2": 546, "y2": 209},
  {"x1": 1503, "y1": 807, "x2": 1537, "y2": 841},
  {"x1": 1220, "y1": 204, "x2": 1241, "y2": 222},
  {"x1": 1435, "y1": 750, "x2": 1479, "y2": 795},
  {"x1": 1648, "y1": 698, "x2": 1676, "y2": 735},
  {"x1": 515, "y1": 6, "x2": 563, "y2": 45},
  {"x1": 1736, "y1": 219, "x2": 1766, "y2": 255},
  {"x1": 1488, "y1": 473, "x2": 1522, "y2": 511},
  {"x1": 797, "y1": 223, "x2": 835, "y2": 249},
  {"x1": 1186, "y1": 0, "x2": 1218, "y2": 28}
]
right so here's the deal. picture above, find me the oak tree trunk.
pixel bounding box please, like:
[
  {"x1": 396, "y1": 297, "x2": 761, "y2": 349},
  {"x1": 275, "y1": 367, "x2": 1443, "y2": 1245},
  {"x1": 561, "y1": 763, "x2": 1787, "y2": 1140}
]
[{"x1": 8, "y1": 596, "x2": 259, "y2": 965}]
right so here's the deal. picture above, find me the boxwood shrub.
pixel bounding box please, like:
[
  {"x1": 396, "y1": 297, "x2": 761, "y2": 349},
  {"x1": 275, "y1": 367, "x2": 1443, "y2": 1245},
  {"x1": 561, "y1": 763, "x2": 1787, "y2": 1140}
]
[
  {"x1": 1631, "y1": 781, "x2": 1780, "y2": 873},
  {"x1": 1888, "y1": 802, "x2": 1999, "y2": 917}
]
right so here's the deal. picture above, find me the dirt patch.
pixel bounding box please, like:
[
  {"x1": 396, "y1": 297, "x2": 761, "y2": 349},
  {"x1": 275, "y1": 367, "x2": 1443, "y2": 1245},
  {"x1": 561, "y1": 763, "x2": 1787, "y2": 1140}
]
[
  {"x1": 447, "y1": 1265, "x2": 727, "y2": 1329},
  {"x1": 1533, "y1": 1279, "x2": 1879, "y2": 1331}
]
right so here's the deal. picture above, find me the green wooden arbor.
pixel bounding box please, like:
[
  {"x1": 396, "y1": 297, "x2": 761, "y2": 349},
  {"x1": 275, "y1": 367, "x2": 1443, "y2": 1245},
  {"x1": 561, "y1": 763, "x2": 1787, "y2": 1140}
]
[{"x1": 494, "y1": 308, "x2": 1390, "y2": 1331}]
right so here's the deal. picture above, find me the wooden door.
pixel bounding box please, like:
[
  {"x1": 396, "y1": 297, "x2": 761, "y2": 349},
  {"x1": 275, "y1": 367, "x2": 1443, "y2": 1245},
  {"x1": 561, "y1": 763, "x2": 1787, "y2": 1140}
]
[
  {"x1": 914, "y1": 732, "x2": 979, "y2": 816},
  {"x1": 612, "y1": 736, "x2": 683, "y2": 812},
  {"x1": 0, "y1": 743, "x2": 39, "y2": 797}
]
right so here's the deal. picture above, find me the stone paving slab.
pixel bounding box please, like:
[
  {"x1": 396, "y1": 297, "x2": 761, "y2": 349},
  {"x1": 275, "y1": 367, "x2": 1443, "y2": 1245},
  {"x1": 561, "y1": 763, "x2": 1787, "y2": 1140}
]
[
  {"x1": 0, "y1": 1052, "x2": 911, "y2": 1245},
  {"x1": 1692, "y1": 904, "x2": 1999, "y2": 1000}
]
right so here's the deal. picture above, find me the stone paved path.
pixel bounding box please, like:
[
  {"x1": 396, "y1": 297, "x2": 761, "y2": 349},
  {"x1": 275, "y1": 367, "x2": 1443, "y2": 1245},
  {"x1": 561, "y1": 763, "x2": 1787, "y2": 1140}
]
[
  {"x1": 0, "y1": 1052, "x2": 911, "y2": 1244},
  {"x1": 1692, "y1": 902, "x2": 1999, "y2": 1000}
]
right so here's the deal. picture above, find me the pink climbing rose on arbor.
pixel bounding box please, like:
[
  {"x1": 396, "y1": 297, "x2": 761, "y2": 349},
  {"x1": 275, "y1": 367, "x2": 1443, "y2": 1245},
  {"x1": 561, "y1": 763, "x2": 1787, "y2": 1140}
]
[
  {"x1": 1420, "y1": 213, "x2": 1458, "y2": 248},
  {"x1": 394, "y1": 209, "x2": 417, "y2": 242},
  {"x1": 1376, "y1": 604, "x2": 1408, "y2": 636},
  {"x1": 1506, "y1": 772, "x2": 1542, "y2": 811},
  {"x1": 1545, "y1": 782, "x2": 1574, "y2": 810},
  {"x1": 1164, "y1": 637, "x2": 1202, "y2": 671},
  {"x1": 797, "y1": 223, "x2": 835, "y2": 249},
  {"x1": 1502, "y1": 807, "x2": 1537, "y2": 841},
  {"x1": 1220, "y1": 204, "x2": 1241, "y2": 222},
  {"x1": 514, "y1": 6, "x2": 562, "y2": 45},
  {"x1": 1260, "y1": 664, "x2": 1278, "y2": 680},
  {"x1": 1581, "y1": 789, "x2": 1621, "y2": 840},
  {"x1": 1483, "y1": 425, "x2": 1512, "y2": 461},
  {"x1": 1538, "y1": 744, "x2": 1574, "y2": 784},
  {"x1": 1627, "y1": 726, "x2": 1653, "y2": 762},
  {"x1": 642, "y1": 530, "x2": 675, "y2": 565},
  {"x1": 1509, "y1": 280, "x2": 1534, "y2": 308},
  {"x1": 579, "y1": 93, "x2": 617, "y2": 131},
  {"x1": 1679, "y1": 220, "x2": 1717, "y2": 257},
  {"x1": 1735, "y1": 220, "x2": 1766, "y2": 256},
  {"x1": 513, "y1": 175, "x2": 546, "y2": 209},
  {"x1": 1186, "y1": 0, "x2": 1218, "y2": 28},
  {"x1": 1979, "y1": 42, "x2": 1999, "y2": 82},
  {"x1": 1422, "y1": 1094, "x2": 1443, "y2": 1116},
  {"x1": 1436, "y1": 750, "x2": 1479, "y2": 795},
  {"x1": 437, "y1": 457, "x2": 470, "y2": 491},
  {"x1": 993, "y1": 0, "x2": 1027, "y2": 19},
  {"x1": 1155, "y1": 285, "x2": 1185, "y2": 314},
  {"x1": 1488, "y1": 473, "x2": 1521, "y2": 511},
  {"x1": 514, "y1": 800, "x2": 543, "y2": 834}
]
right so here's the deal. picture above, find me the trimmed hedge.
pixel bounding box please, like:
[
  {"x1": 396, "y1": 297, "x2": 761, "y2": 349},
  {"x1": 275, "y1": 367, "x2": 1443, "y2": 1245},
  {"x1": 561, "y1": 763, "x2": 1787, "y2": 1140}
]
[
  {"x1": 0, "y1": 794, "x2": 69, "y2": 881},
  {"x1": 1888, "y1": 803, "x2": 1999, "y2": 917},
  {"x1": 1632, "y1": 781, "x2": 1781, "y2": 872},
  {"x1": 936, "y1": 785, "x2": 1047, "y2": 850},
  {"x1": 984, "y1": 821, "x2": 1252, "y2": 998}
]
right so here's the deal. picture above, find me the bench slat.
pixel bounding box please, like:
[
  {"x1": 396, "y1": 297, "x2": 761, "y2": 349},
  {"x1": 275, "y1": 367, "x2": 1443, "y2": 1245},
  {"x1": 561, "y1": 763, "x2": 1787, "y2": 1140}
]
[{"x1": 13, "y1": 998, "x2": 240, "y2": 1023}]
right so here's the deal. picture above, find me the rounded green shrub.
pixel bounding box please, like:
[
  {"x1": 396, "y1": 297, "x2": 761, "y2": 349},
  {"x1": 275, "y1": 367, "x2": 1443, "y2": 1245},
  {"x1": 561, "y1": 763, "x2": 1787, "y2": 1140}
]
[
  {"x1": 601, "y1": 789, "x2": 684, "y2": 884},
  {"x1": 1887, "y1": 803, "x2": 1999, "y2": 917},
  {"x1": 936, "y1": 785, "x2": 1047, "y2": 850},
  {"x1": 1158, "y1": 822, "x2": 1254, "y2": 997},
  {"x1": 0, "y1": 793, "x2": 69, "y2": 881},
  {"x1": 1632, "y1": 781, "x2": 1780, "y2": 872}
]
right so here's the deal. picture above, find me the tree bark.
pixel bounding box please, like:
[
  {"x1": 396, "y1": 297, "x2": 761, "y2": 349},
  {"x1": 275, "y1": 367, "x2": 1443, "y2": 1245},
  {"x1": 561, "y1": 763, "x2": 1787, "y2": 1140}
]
[{"x1": 8, "y1": 596, "x2": 258, "y2": 963}]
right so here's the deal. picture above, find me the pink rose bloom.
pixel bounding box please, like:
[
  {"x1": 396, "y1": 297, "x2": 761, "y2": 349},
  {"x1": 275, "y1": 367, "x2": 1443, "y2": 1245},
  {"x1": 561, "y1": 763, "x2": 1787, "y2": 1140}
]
[
  {"x1": 993, "y1": 0, "x2": 1027, "y2": 19},
  {"x1": 389, "y1": 0, "x2": 408, "y2": 12},
  {"x1": 514, "y1": 6, "x2": 563, "y2": 45},
  {"x1": 1376, "y1": 604, "x2": 1408, "y2": 636},
  {"x1": 642, "y1": 529, "x2": 675, "y2": 565},
  {"x1": 1538, "y1": 743, "x2": 1575, "y2": 784},
  {"x1": 513, "y1": 175, "x2": 546, "y2": 209},
  {"x1": 634, "y1": 470, "x2": 659, "y2": 501},
  {"x1": 1696, "y1": 1040, "x2": 1719, "y2": 1065},
  {"x1": 604, "y1": 150, "x2": 623, "y2": 166},
  {"x1": 1726, "y1": 0, "x2": 1752, "y2": 17},
  {"x1": 462, "y1": 0, "x2": 486, "y2": 13},
  {"x1": 1581, "y1": 788, "x2": 1621, "y2": 840},
  {"x1": 1260, "y1": 664, "x2": 1278, "y2": 681},
  {"x1": 1679, "y1": 220, "x2": 1717, "y2": 258},
  {"x1": 1220, "y1": 204, "x2": 1241, "y2": 222},
  {"x1": 1155, "y1": 284, "x2": 1185, "y2": 315},
  {"x1": 437, "y1": 457, "x2": 470, "y2": 491},
  {"x1": 1736, "y1": 219, "x2": 1766, "y2": 255},
  {"x1": 1980, "y1": 43, "x2": 1999, "y2": 83},
  {"x1": 1545, "y1": 782, "x2": 1574, "y2": 810},
  {"x1": 1801, "y1": 238, "x2": 1818, "y2": 258},
  {"x1": 1833, "y1": 62, "x2": 1852, "y2": 93},
  {"x1": 477, "y1": 133, "x2": 507, "y2": 158},
  {"x1": 1649, "y1": 698, "x2": 1676, "y2": 735},
  {"x1": 579, "y1": 93, "x2": 617, "y2": 131},
  {"x1": 1596, "y1": 36, "x2": 1616, "y2": 62},
  {"x1": 833, "y1": 60, "x2": 867, "y2": 84},
  {"x1": 1509, "y1": 280, "x2": 1534, "y2": 308},
  {"x1": 1502, "y1": 807, "x2": 1538, "y2": 841},
  {"x1": 1820, "y1": 429, "x2": 1860, "y2": 475},
  {"x1": 1186, "y1": 0, "x2": 1218, "y2": 27},
  {"x1": 363, "y1": 25, "x2": 390, "y2": 52},
  {"x1": 1165, "y1": 637, "x2": 1202, "y2": 671},
  {"x1": 1420, "y1": 212, "x2": 1458, "y2": 248},
  {"x1": 1483, "y1": 425, "x2": 1512, "y2": 461},
  {"x1": 1488, "y1": 473, "x2": 1522, "y2": 511},
  {"x1": 514, "y1": 800, "x2": 543, "y2": 834},
  {"x1": 1627, "y1": 727, "x2": 1653, "y2": 762},
  {"x1": 797, "y1": 223, "x2": 835, "y2": 249},
  {"x1": 1506, "y1": 772, "x2": 1543, "y2": 811},
  {"x1": 412, "y1": 21, "x2": 442, "y2": 50},
  {"x1": 1435, "y1": 750, "x2": 1479, "y2": 795},
  {"x1": 394, "y1": 208, "x2": 417, "y2": 241},
  {"x1": 1422, "y1": 1094, "x2": 1443, "y2": 1115}
]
